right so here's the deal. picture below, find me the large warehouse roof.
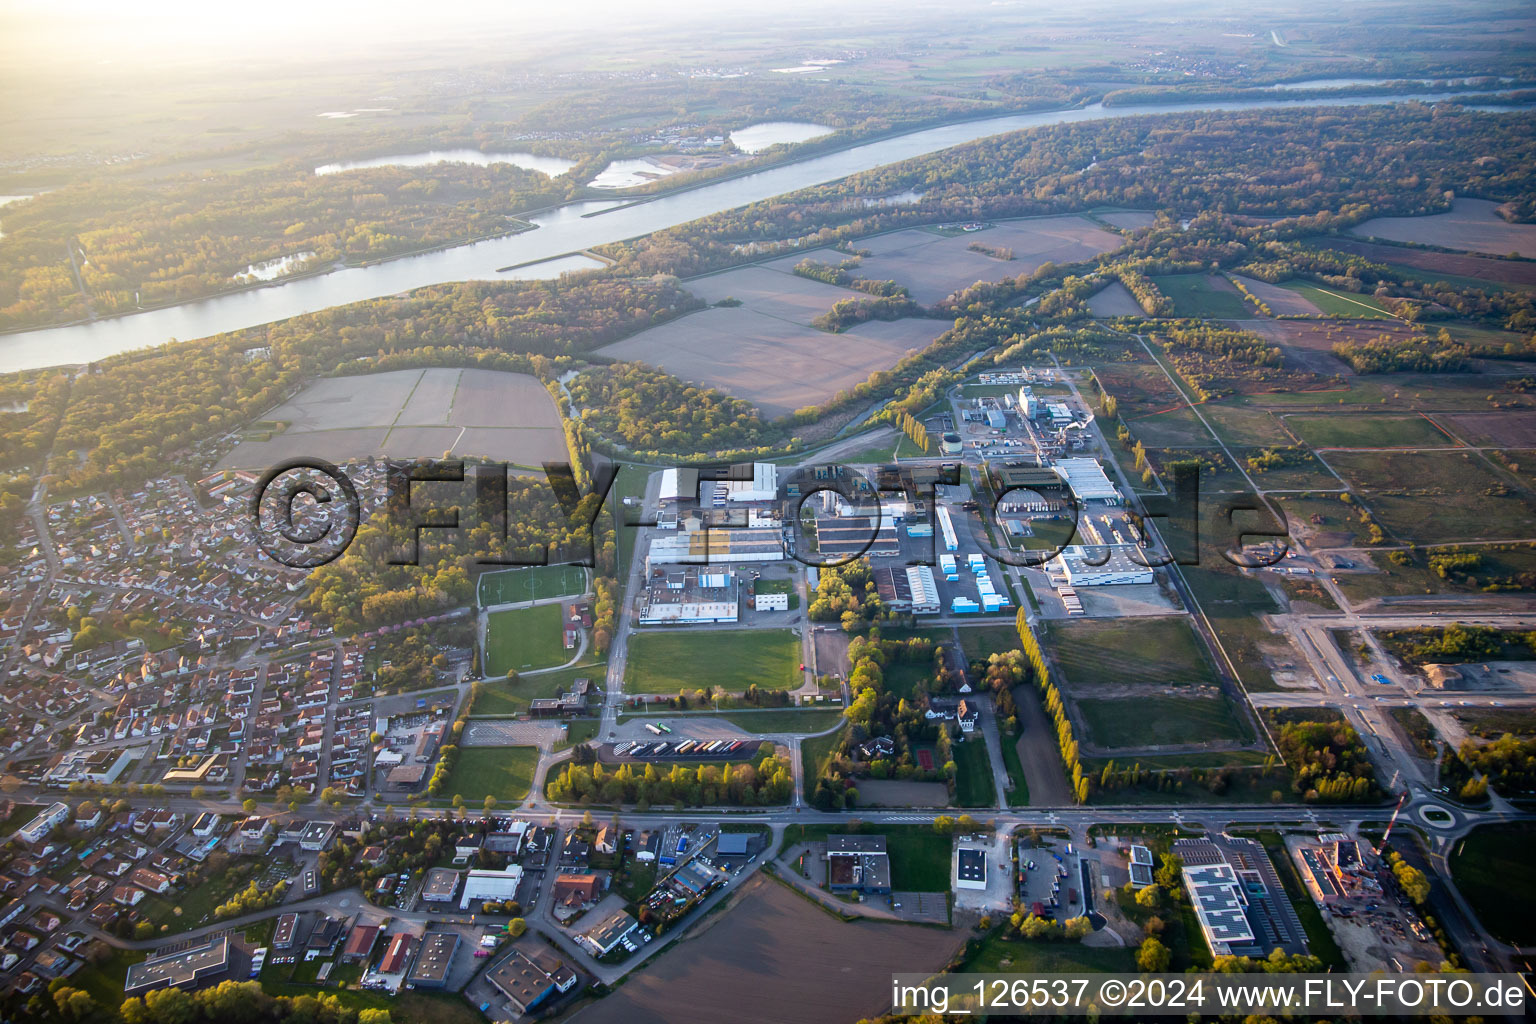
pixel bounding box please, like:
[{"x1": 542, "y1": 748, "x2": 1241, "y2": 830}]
[{"x1": 1053, "y1": 458, "x2": 1120, "y2": 502}]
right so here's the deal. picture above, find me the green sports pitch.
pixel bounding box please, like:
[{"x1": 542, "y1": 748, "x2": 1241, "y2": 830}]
[{"x1": 477, "y1": 564, "x2": 588, "y2": 608}]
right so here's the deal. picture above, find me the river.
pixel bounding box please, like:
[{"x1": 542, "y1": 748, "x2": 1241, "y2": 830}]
[{"x1": 0, "y1": 91, "x2": 1523, "y2": 373}]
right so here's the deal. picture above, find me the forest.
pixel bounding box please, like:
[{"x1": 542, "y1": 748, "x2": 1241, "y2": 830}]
[
  {"x1": 606, "y1": 106, "x2": 1536, "y2": 281},
  {"x1": 0, "y1": 162, "x2": 571, "y2": 331},
  {"x1": 16, "y1": 274, "x2": 693, "y2": 492}
]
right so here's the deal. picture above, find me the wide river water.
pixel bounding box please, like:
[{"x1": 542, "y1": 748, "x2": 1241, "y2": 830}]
[{"x1": 0, "y1": 92, "x2": 1522, "y2": 372}]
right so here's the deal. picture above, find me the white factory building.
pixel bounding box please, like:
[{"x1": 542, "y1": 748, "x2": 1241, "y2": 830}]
[
  {"x1": 638, "y1": 566, "x2": 741, "y2": 624},
  {"x1": 1051, "y1": 545, "x2": 1154, "y2": 587},
  {"x1": 1053, "y1": 458, "x2": 1121, "y2": 504},
  {"x1": 658, "y1": 463, "x2": 778, "y2": 506},
  {"x1": 460, "y1": 867, "x2": 524, "y2": 911}
]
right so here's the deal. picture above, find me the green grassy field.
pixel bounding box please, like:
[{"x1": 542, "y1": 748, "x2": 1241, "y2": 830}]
[
  {"x1": 888, "y1": 829, "x2": 958, "y2": 891},
  {"x1": 713, "y1": 708, "x2": 845, "y2": 733},
  {"x1": 1450, "y1": 823, "x2": 1536, "y2": 945},
  {"x1": 956, "y1": 624, "x2": 1022, "y2": 660},
  {"x1": 1285, "y1": 413, "x2": 1452, "y2": 449},
  {"x1": 474, "y1": 662, "x2": 603, "y2": 715},
  {"x1": 1077, "y1": 695, "x2": 1246, "y2": 748},
  {"x1": 962, "y1": 932, "x2": 1136, "y2": 973},
  {"x1": 1045, "y1": 616, "x2": 1218, "y2": 688},
  {"x1": 442, "y1": 746, "x2": 539, "y2": 804},
  {"x1": 477, "y1": 563, "x2": 587, "y2": 607},
  {"x1": 953, "y1": 738, "x2": 997, "y2": 808},
  {"x1": 485, "y1": 602, "x2": 571, "y2": 675},
  {"x1": 624, "y1": 629, "x2": 801, "y2": 694},
  {"x1": 1278, "y1": 281, "x2": 1391, "y2": 317},
  {"x1": 1151, "y1": 273, "x2": 1251, "y2": 318}
]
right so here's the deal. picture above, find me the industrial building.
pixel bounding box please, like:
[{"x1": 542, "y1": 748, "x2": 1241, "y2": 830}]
[
  {"x1": 421, "y1": 867, "x2": 460, "y2": 903},
  {"x1": 638, "y1": 565, "x2": 740, "y2": 624},
  {"x1": 936, "y1": 505, "x2": 959, "y2": 552},
  {"x1": 1174, "y1": 837, "x2": 1309, "y2": 958},
  {"x1": 872, "y1": 565, "x2": 940, "y2": 615},
  {"x1": 124, "y1": 935, "x2": 230, "y2": 996},
  {"x1": 1128, "y1": 845, "x2": 1155, "y2": 889},
  {"x1": 581, "y1": 908, "x2": 642, "y2": 956},
  {"x1": 1053, "y1": 458, "x2": 1120, "y2": 504},
  {"x1": 755, "y1": 591, "x2": 789, "y2": 611},
  {"x1": 826, "y1": 835, "x2": 892, "y2": 895},
  {"x1": 956, "y1": 847, "x2": 988, "y2": 890},
  {"x1": 488, "y1": 944, "x2": 580, "y2": 1016},
  {"x1": 406, "y1": 931, "x2": 460, "y2": 989},
  {"x1": 460, "y1": 867, "x2": 524, "y2": 911},
  {"x1": 1051, "y1": 545, "x2": 1154, "y2": 587},
  {"x1": 645, "y1": 517, "x2": 784, "y2": 564},
  {"x1": 814, "y1": 516, "x2": 901, "y2": 559},
  {"x1": 658, "y1": 463, "x2": 778, "y2": 505}
]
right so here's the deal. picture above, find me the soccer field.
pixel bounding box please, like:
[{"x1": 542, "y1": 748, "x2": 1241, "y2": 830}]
[
  {"x1": 477, "y1": 564, "x2": 588, "y2": 607},
  {"x1": 485, "y1": 603, "x2": 571, "y2": 676}
]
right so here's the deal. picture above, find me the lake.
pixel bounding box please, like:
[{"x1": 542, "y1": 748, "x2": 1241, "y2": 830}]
[
  {"x1": 314, "y1": 149, "x2": 577, "y2": 177},
  {"x1": 729, "y1": 121, "x2": 834, "y2": 154},
  {"x1": 588, "y1": 157, "x2": 679, "y2": 189},
  {"x1": 0, "y1": 90, "x2": 1521, "y2": 373}
]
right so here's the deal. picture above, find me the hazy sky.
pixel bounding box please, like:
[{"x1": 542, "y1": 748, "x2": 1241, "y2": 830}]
[{"x1": 0, "y1": 0, "x2": 947, "y2": 67}]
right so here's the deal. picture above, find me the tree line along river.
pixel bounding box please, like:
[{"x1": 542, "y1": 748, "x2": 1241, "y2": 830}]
[{"x1": 0, "y1": 91, "x2": 1521, "y2": 374}]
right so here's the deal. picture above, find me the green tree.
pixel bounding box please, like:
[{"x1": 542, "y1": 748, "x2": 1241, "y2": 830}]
[{"x1": 1136, "y1": 935, "x2": 1171, "y2": 972}]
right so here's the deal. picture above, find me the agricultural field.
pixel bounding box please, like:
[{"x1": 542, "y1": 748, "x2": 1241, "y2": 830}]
[
  {"x1": 1076, "y1": 694, "x2": 1247, "y2": 749},
  {"x1": 1044, "y1": 616, "x2": 1219, "y2": 689},
  {"x1": 1442, "y1": 412, "x2": 1536, "y2": 448},
  {"x1": 624, "y1": 629, "x2": 800, "y2": 694},
  {"x1": 1319, "y1": 236, "x2": 1536, "y2": 289},
  {"x1": 477, "y1": 563, "x2": 587, "y2": 606},
  {"x1": 1324, "y1": 450, "x2": 1536, "y2": 545},
  {"x1": 1199, "y1": 404, "x2": 1295, "y2": 447},
  {"x1": 1276, "y1": 281, "x2": 1391, "y2": 317},
  {"x1": 441, "y1": 745, "x2": 539, "y2": 804},
  {"x1": 1284, "y1": 413, "x2": 1454, "y2": 449},
  {"x1": 787, "y1": 215, "x2": 1121, "y2": 306},
  {"x1": 1450, "y1": 823, "x2": 1536, "y2": 945},
  {"x1": 1094, "y1": 209, "x2": 1158, "y2": 232},
  {"x1": 686, "y1": 264, "x2": 865, "y2": 319},
  {"x1": 485, "y1": 602, "x2": 571, "y2": 675},
  {"x1": 218, "y1": 367, "x2": 569, "y2": 470},
  {"x1": 1150, "y1": 273, "x2": 1251, "y2": 319},
  {"x1": 598, "y1": 306, "x2": 941, "y2": 418},
  {"x1": 1348, "y1": 198, "x2": 1536, "y2": 257},
  {"x1": 1122, "y1": 405, "x2": 1217, "y2": 447},
  {"x1": 1087, "y1": 280, "x2": 1143, "y2": 317},
  {"x1": 1227, "y1": 274, "x2": 1323, "y2": 315},
  {"x1": 573, "y1": 874, "x2": 965, "y2": 1024}
]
